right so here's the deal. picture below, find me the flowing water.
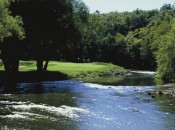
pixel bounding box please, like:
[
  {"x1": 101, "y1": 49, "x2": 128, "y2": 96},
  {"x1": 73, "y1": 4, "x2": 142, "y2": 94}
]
[{"x1": 0, "y1": 72, "x2": 175, "y2": 130}]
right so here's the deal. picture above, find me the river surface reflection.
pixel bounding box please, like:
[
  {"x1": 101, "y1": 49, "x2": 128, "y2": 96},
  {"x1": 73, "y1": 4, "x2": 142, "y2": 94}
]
[{"x1": 0, "y1": 72, "x2": 174, "y2": 130}]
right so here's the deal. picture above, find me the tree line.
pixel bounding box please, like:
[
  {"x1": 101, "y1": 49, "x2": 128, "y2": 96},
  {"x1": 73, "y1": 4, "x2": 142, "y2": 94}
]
[
  {"x1": 0, "y1": 0, "x2": 175, "y2": 82},
  {"x1": 80, "y1": 4, "x2": 175, "y2": 82}
]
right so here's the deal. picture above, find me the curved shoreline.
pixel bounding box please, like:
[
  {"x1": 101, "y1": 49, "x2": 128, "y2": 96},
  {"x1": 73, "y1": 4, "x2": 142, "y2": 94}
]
[
  {"x1": 0, "y1": 69, "x2": 174, "y2": 98},
  {"x1": 157, "y1": 85, "x2": 175, "y2": 97}
]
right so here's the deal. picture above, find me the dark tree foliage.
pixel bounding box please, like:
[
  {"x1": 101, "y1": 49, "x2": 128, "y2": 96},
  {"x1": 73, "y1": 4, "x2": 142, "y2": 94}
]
[{"x1": 10, "y1": 0, "x2": 87, "y2": 71}]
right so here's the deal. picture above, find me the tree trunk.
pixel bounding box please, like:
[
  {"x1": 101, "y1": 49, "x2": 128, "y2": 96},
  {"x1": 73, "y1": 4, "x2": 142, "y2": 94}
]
[
  {"x1": 11, "y1": 58, "x2": 19, "y2": 72},
  {"x1": 2, "y1": 57, "x2": 11, "y2": 72},
  {"x1": 1, "y1": 47, "x2": 11, "y2": 72},
  {"x1": 37, "y1": 59, "x2": 43, "y2": 72},
  {"x1": 2, "y1": 56, "x2": 19, "y2": 72},
  {"x1": 43, "y1": 60, "x2": 49, "y2": 71},
  {"x1": 1, "y1": 37, "x2": 20, "y2": 73}
]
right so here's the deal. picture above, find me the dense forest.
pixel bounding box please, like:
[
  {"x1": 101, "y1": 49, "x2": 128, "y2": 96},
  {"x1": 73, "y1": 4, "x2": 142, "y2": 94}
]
[
  {"x1": 80, "y1": 4, "x2": 175, "y2": 82},
  {"x1": 0, "y1": 0, "x2": 175, "y2": 82}
]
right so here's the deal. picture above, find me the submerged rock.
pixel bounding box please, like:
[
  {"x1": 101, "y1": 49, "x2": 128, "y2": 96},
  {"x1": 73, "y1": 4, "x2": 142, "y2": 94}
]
[
  {"x1": 132, "y1": 108, "x2": 139, "y2": 112},
  {"x1": 159, "y1": 91, "x2": 163, "y2": 95},
  {"x1": 151, "y1": 95, "x2": 155, "y2": 98},
  {"x1": 146, "y1": 91, "x2": 154, "y2": 95}
]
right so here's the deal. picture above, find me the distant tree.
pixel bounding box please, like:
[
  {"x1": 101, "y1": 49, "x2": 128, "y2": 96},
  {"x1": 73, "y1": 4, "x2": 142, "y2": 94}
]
[
  {"x1": 156, "y1": 31, "x2": 175, "y2": 81},
  {"x1": 0, "y1": 0, "x2": 25, "y2": 72},
  {"x1": 128, "y1": 9, "x2": 150, "y2": 31},
  {"x1": 148, "y1": 12, "x2": 175, "y2": 81},
  {"x1": 63, "y1": 0, "x2": 89, "y2": 62},
  {"x1": 160, "y1": 4, "x2": 174, "y2": 11}
]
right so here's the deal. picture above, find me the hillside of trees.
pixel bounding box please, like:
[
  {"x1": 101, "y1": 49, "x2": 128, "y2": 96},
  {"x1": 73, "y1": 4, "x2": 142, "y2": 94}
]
[
  {"x1": 79, "y1": 4, "x2": 175, "y2": 82},
  {"x1": 0, "y1": 0, "x2": 175, "y2": 82}
]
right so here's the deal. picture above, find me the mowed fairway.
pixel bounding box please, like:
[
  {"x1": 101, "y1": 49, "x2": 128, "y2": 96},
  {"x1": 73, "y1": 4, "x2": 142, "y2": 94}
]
[
  {"x1": 0, "y1": 61, "x2": 126, "y2": 79},
  {"x1": 46, "y1": 62, "x2": 109, "y2": 72},
  {"x1": 17, "y1": 61, "x2": 118, "y2": 73}
]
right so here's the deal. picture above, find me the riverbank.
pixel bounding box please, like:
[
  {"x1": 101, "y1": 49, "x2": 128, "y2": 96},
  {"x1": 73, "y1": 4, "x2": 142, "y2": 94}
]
[
  {"x1": 0, "y1": 61, "x2": 174, "y2": 98},
  {"x1": 0, "y1": 61, "x2": 128, "y2": 83},
  {"x1": 146, "y1": 84, "x2": 175, "y2": 98}
]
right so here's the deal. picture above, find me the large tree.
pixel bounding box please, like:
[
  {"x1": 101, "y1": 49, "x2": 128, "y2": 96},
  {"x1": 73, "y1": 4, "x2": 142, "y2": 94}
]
[
  {"x1": 0, "y1": 0, "x2": 25, "y2": 72},
  {"x1": 10, "y1": 0, "x2": 88, "y2": 71}
]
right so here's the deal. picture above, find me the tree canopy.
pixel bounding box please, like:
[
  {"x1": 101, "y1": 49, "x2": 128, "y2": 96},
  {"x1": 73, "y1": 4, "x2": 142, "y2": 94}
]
[
  {"x1": 0, "y1": 0, "x2": 24, "y2": 42},
  {"x1": 9, "y1": 0, "x2": 89, "y2": 71}
]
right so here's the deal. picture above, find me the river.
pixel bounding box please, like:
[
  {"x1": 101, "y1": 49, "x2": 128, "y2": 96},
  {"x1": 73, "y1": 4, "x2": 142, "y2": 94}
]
[{"x1": 0, "y1": 71, "x2": 175, "y2": 130}]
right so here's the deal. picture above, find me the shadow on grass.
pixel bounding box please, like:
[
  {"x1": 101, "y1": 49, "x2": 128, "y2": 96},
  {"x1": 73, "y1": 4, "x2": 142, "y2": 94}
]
[{"x1": 0, "y1": 71, "x2": 69, "y2": 84}]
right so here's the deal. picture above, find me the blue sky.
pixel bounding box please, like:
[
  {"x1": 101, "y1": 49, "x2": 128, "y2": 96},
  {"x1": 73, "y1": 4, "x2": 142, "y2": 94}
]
[{"x1": 82, "y1": 0, "x2": 175, "y2": 13}]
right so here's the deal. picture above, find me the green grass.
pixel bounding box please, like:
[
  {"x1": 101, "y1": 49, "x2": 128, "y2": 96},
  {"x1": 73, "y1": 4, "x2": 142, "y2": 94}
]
[
  {"x1": 0, "y1": 60, "x2": 128, "y2": 81},
  {"x1": 18, "y1": 61, "x2": 115, "y2": 71}
]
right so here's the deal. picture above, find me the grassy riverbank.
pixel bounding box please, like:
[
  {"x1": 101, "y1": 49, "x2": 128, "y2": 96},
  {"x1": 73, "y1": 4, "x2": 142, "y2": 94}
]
[
  {"x1": 0, "y1": 61, "x2": 174, "y2": 97},
  {"x1": 0, "y1": 61, "x2": 128, "y2": 82}
]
